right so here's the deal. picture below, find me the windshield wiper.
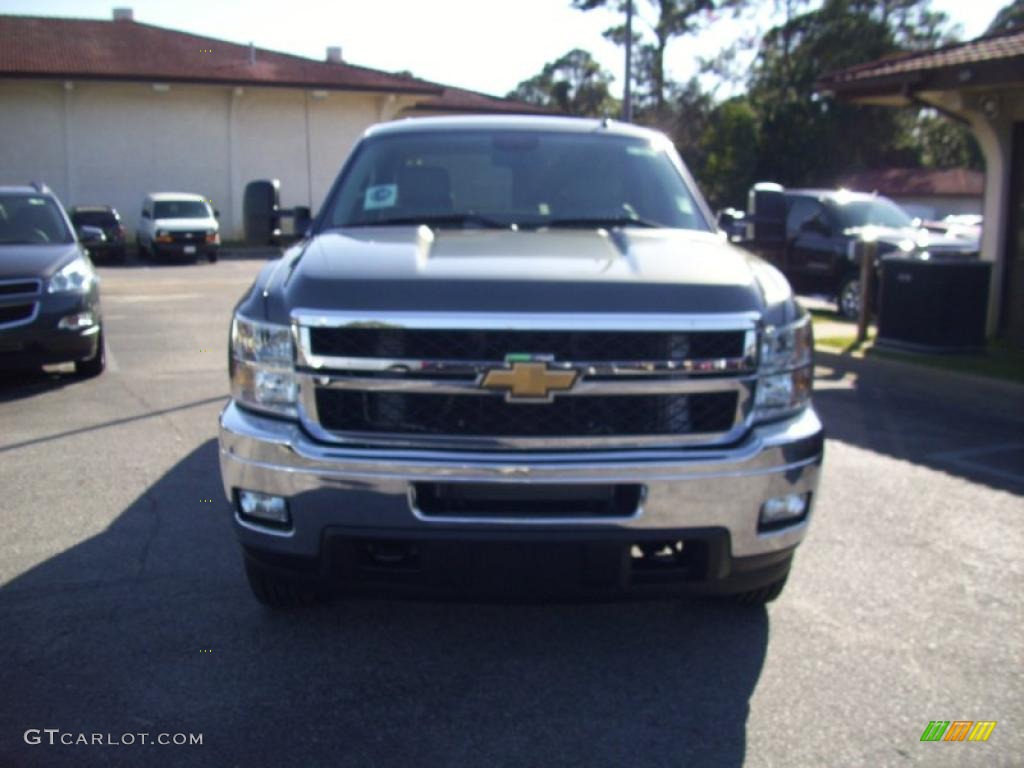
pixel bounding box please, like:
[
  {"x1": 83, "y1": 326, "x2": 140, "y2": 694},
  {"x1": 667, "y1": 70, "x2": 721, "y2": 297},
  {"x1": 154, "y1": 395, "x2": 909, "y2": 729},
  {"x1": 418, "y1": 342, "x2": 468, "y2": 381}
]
[
  {"x1": 346, "y1": 213, "x2": 513, "y2": 230},
  {"x1": 539, "y1": 216, "x2": 662, "y2": 229}
]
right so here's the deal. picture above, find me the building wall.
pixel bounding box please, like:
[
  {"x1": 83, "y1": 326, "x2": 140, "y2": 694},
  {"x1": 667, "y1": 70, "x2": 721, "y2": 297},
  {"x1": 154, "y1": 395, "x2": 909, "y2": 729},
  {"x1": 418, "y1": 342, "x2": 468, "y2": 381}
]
[{"x1": 0, "y1": 79, "x2": 410, "y2": 239}]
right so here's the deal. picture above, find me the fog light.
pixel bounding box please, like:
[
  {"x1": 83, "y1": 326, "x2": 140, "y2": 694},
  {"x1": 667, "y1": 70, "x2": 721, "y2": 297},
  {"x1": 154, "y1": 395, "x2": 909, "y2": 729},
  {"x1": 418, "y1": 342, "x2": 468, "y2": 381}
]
[
  {"x1": 237, "y1": 490, "x2": 290, "y2": 527},
  {"x1": 58, "y1": 311, "x2": 96, "y2": 330},
  {"x1": 759, "y1": 493, "x2": 809, "y2": 529}
]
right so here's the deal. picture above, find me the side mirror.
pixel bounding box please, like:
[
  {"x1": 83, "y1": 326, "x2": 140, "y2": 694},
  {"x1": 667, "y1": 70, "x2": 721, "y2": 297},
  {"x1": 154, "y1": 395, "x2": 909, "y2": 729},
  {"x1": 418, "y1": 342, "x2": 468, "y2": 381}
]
[
  {"x1": 293, "y1": 206, "x2": 312, "y2": 236},
  {"x1": 77, "y1": 225, "x2": 106, "y2": 244},
  {"x1": 746, "y1": 183, "x2": 786, "y2": 244},
  {"x1": 214, "y1": 209, "x2": 220, "y2": 219}
]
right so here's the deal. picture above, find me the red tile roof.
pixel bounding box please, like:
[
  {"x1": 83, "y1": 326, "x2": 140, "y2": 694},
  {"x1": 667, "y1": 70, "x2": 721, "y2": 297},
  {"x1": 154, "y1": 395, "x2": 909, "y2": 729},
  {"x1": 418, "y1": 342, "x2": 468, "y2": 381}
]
[
  {"x1": 838, "y1": 168, "x2": 984, "y2": 198},
  {"x1": 405, "y1": 83, "x2": 555, "y2": 115},
  {"x1": 0, "y1": 14, "x2": 442, "y2": 94},
  {"x1": 820, "y1": 29, "x2": 1024, "y2": 90}
]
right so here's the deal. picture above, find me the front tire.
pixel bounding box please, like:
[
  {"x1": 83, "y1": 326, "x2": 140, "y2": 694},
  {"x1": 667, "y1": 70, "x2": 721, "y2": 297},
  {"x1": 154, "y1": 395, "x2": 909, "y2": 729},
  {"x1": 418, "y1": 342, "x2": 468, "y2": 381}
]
[
  {"x1": 837, "y1": 274, "x2": 861, "y2": 321},
  {"x1": 244, "y1": 558, "x2": 321, "y2": 609},
  {"x1": 74, "y1": 329, "x2": 105, "y2": 378}
]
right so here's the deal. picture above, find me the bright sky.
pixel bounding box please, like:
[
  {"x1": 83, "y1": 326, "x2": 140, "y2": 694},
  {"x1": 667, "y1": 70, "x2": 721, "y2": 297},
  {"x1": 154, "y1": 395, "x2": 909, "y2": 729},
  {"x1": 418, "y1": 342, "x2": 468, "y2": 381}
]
[{"x1": 0, "y1": 0, "x2": 1008, "y2": 97}]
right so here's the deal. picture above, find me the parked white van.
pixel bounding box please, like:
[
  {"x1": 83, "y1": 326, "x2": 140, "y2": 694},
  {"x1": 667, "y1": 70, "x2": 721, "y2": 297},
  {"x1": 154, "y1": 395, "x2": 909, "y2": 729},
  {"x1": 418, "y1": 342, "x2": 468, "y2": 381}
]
[{"x1": 137, "y1": 193, "x2": 220, "y2": 263}]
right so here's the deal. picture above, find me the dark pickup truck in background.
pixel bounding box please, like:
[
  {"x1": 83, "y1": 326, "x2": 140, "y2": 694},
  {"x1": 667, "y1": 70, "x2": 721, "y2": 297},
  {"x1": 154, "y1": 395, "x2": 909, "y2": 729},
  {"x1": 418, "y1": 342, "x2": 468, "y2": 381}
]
[{"x1": 724, "y1": 184, "x2": 980, "y2": 318}]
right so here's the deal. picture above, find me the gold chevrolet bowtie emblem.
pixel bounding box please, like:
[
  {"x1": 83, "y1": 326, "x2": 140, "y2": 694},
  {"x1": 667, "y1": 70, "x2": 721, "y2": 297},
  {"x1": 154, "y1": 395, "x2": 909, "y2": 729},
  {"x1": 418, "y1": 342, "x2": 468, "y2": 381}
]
[{"x1": 480, "y1": 362, "x2": 578, "y2": 401}]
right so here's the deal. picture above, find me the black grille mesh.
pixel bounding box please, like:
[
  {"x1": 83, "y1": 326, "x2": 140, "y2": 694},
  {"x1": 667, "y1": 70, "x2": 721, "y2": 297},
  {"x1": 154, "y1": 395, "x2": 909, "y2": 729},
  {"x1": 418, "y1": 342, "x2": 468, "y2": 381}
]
[
  {"x1": 169, "y1": 231, "x2": 207, "y2": 243},
  {"x1": 0, "y1": 281, "x2": 39, "y2": 297},
  {"x1": 315, "y1": 390, "x2": 738, "y2": 438},
  {"x1": 308, "y1": 328, "x2": 745, "y2": 362},
  {"x1": 0, "y1": 303, "x2": 35, "y2": 323}
]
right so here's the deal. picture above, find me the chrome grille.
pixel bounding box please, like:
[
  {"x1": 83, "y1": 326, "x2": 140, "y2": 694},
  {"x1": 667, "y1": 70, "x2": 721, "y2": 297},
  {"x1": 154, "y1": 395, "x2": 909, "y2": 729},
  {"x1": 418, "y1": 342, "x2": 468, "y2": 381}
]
[
  {"x1": 308, "y1": 327, "x2": 744, "y2": 363},
  {"x1": 294, "y1": 311, "x2": 758, "y2": 450}
]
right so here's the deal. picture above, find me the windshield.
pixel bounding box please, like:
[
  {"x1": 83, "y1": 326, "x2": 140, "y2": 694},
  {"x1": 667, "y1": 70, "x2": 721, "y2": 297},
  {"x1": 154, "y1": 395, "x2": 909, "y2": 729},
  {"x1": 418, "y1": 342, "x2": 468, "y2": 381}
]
[
  {"x1": 153, "y1": 200, "x2": 212, "y2": 219},
  {"x1": 72, "y1": 210, "x2": 117, "y2": 227},
  {"x1": 0, "y1": 194, "x2": 73, "y2": 245},
  {"x1": 324, "y1": 130, "x2": 710, "y2": 231},
  {"x1": 831, "y1": 196, "x2": 914, "y2": 230}
]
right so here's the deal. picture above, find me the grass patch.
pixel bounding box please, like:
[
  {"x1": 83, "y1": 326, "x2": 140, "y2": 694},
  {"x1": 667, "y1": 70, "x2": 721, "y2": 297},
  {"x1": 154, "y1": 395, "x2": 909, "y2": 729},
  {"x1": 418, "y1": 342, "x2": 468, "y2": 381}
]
[
  {"x1": 867, "y1": 341, "x2": 1024, "y2": 385},
  {"x1": 810, "y1": 311, "x2": 1024, "y2": 385}
]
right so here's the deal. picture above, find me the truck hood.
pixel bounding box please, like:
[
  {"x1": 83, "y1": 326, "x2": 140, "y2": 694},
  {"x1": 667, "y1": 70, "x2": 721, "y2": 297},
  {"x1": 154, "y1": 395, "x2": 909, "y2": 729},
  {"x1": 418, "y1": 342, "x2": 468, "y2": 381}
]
[
  {"x1": 0, "y1": 242, "x2": 82, "y2": 280},
  {"x1": 845, "y1": 225, "x2": 979, "y2": 253},
  {"x1": 260, "y1": 227, "x2": 800, "y2": 326}
]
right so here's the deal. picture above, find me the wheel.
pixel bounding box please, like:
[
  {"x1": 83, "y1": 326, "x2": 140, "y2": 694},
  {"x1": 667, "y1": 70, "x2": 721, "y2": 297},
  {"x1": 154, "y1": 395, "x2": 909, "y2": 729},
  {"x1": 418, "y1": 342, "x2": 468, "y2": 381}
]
[
  {"x1": 244, "y1": 557, "x2": 321, "y2": 609},
  {"x1": 208, "y1": 251, "x2": 218, "y2": 263},
  {"x1": 734, "y1": 574, "x2": 788, "y2": 605},
  {"x1": 135, "y1": 236, "x2": 148, "y2": 261},
  {"x1": 74, "y1": 329, "x2": 105, "y2": 378},
  {"x1": 837, "y1": 274, "x2": 861, "y2": 320},
  {"x1": 114, "y1": 247, "x2": 127, "y2": 264}
]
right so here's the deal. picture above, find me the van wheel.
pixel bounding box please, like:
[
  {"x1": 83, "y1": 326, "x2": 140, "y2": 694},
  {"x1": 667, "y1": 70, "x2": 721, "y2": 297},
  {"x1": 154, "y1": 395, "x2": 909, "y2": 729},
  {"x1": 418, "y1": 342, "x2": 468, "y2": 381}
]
[
  {"x1": 74, "y1": 330, "x2": 105, "y2": 378},
  {"x1": 244, "y1": 558, "x2": 321, "y2": 609},
  {"x1": 837, "y1": 275, "x2": 861, "y2": 320},
  {"x1": 735, "y1": 574, "x2": 788, "y2": 605}
]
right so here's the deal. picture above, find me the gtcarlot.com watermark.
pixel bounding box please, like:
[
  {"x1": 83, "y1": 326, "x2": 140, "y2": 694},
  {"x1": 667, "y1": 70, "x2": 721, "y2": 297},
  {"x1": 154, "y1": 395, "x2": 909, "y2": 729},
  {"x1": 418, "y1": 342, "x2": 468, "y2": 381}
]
[{"x1": 24, "y1": 729, "x2": 202, "y2": 747}]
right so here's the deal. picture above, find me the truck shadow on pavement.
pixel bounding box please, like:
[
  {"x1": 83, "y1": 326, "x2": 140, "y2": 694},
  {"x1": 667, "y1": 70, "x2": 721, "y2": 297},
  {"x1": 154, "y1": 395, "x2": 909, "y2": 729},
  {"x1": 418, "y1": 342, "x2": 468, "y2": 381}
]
[
  {"x1": 0, "y1": 368, "x2": 78, "y2": 403},
  {"x1": 0, "y1": 439, "x2": 768, "y2": 768},
  {"x1": 813, "y1": 349, "x2": 1024, "y2": 495}
]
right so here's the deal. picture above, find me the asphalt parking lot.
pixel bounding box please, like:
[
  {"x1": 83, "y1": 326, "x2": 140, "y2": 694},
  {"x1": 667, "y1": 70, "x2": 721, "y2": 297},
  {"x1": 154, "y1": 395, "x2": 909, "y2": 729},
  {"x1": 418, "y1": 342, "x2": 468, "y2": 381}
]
[{"x1": 1, "y1": 255, "x2": 1022, "y2": 767}]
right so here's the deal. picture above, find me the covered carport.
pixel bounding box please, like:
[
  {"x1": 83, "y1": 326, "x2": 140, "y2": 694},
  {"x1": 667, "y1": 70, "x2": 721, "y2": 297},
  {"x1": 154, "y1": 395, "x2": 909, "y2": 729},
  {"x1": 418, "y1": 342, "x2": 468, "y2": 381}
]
[{"x1": 818, "y1": 30, "x2": 1024, "y2": 348}]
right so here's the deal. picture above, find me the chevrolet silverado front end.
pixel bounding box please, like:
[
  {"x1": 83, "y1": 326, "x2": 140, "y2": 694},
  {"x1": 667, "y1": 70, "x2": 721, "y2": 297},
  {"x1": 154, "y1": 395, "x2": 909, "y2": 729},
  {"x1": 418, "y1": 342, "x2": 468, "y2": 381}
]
[{"x1": 218, "y1": 116, "x2": 824, "y2": 607}]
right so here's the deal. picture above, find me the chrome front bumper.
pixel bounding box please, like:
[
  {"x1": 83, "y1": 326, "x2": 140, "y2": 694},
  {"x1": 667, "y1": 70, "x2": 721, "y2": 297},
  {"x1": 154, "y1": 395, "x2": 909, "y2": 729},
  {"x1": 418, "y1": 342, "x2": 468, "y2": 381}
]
[{"x1": 218, "y1": 401, "x2": 824, "y2": 562}]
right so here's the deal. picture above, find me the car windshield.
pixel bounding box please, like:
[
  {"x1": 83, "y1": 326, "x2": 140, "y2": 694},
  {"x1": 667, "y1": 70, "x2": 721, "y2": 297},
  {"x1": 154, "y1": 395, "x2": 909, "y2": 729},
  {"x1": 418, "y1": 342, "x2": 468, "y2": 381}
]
[
  {"x1": 153, "y1": 200, "x2": 211, "y2": 219},
  {"x1": 0, "y1": 194, "x2": 73, "y2": 245},
  {"x1": 72, "y1": 210, "x2": 117, "y2": 227},
  {"x1": 831, "y1": 196, "x2": 914, "y2": 230},
  {"x1": 325, "y1": 129, "x2": 710, "y2": 231}
]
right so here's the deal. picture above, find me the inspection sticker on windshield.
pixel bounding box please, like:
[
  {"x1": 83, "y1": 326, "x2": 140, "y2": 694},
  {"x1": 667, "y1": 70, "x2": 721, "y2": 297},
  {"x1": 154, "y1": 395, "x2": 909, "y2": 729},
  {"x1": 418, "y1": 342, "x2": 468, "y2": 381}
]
[{"x1": 364, "y1": 184, "x2": 397, "y2": 210}]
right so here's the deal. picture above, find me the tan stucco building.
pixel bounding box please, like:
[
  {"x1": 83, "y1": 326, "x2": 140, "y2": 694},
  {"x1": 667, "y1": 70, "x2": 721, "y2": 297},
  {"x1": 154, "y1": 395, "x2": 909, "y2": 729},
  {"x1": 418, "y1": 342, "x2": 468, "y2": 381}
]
[{"x1": 0, "y1": 10, "x2": 545, "y2": 241}]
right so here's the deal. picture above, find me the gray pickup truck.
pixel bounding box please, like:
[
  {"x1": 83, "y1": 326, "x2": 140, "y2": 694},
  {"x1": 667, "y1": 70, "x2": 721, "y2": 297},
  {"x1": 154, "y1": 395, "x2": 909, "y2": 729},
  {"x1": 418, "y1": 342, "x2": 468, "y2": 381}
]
[{"x1": 218, "y1": 116, "x2": 824, "y2": 607}]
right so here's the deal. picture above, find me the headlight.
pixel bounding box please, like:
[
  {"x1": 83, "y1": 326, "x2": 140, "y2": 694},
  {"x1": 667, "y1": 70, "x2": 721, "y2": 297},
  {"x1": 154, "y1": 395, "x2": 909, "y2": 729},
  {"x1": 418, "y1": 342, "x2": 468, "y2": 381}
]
[
  {"x1": 230, "y1": 315, "x2": 297, "y2": 416},
  {"x1": 754, "y1": 316, "x2": 813, "y2": 423},
  {"x1": 47, "y1": 255, "x2": 96, "y2": 293}
]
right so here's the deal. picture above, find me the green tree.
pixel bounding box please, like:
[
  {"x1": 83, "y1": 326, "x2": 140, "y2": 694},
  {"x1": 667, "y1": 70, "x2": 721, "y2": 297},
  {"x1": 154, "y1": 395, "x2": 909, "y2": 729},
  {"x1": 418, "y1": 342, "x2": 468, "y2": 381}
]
[
  {"x1": 847, "y1": 0, "x2": 960, "y2": 48},
  {"x1": 665, "y1": 77, "x2": 715, "y2": 166},
  {"x1": 696, "y1": 96, "x2": 760, "y2": 209},
  {"x1": 747, "y1": 0, "x2": 960, "y2": 187},
  {"x1": 916, "y1": 113, "x2": 984, "y2": 169},
  {"x1": 507, "y1": 49, "x2": 620, "y2": 117},
  {"x1": 987, "y1": 0, "x2": 1024, "y2": 33},
  {"x1": 571, "y1": 0, "x2": 748, "y2": 117}
]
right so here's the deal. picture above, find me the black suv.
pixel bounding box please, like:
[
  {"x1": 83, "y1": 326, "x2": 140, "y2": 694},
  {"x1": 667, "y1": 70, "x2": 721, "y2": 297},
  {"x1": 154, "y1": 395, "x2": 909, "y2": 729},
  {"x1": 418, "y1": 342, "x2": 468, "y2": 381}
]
[
  {"x1": 0, "y1": 184, "x2": 105, "y2": 377},
  {"x1": 69, "y1": 205, "x2": 127, "y2": 263}
]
